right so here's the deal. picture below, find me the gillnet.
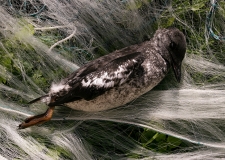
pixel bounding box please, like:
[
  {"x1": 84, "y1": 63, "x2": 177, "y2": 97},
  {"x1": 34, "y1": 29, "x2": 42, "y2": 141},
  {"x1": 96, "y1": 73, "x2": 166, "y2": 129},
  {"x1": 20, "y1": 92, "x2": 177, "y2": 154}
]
[{"x1": 1, "y1": 0, "x2": 225, "y2": 159}]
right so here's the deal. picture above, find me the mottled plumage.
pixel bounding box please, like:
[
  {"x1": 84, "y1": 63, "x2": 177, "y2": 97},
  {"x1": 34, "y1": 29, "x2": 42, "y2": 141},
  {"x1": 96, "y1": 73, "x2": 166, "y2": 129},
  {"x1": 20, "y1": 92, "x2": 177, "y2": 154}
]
[{"x1": 19, "y1": 27, "x2": 186, "y2": 129}]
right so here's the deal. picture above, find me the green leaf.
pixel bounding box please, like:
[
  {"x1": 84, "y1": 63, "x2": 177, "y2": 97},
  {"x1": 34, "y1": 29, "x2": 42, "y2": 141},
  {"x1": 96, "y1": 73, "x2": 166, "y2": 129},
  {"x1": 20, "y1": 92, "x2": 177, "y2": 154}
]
[
  {"x1": 0, "y1": 76, "x2": 6, "y2": 83},
  {"x1": 155, "y1": 133, "x2": 167, "y2": 142},
  {"x1": 167, "y1": 17, "x2": 175, "y2": 27},
  {"x1": 15, "y1": 23, "x2": 35, "y2": 39},
  {"x1": 191, "y1": 3, "x2": 205, "y2": 11},
  {"x1": 167, "y1": 136, "x2": 182, "y2": 149},
  {"x1": 140, "y1": 129, "x2": 156, "y2": 143},
  {"x1": 142, "y1": 132, "x2": 159, "y2": 147},
  {"x1": 1, "y1": 56, "x2": 12, "y2": 69}
]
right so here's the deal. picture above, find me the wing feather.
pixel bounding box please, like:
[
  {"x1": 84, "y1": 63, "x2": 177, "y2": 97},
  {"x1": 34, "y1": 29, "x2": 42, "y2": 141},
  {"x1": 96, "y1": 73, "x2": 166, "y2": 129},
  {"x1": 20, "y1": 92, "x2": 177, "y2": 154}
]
[{"x1": 64, "y1": 43, "x2": 144, "y2": 82}]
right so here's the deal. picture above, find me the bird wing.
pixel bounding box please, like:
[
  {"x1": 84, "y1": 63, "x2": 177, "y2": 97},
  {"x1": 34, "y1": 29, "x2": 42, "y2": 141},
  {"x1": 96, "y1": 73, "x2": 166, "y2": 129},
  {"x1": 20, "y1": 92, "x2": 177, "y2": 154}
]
[
  {"x1": 63, "y1": 43, "x2": 144, "y2": 81},
  {"x1": 49, "y1": 52, "x2": 145, "y2": 105}
]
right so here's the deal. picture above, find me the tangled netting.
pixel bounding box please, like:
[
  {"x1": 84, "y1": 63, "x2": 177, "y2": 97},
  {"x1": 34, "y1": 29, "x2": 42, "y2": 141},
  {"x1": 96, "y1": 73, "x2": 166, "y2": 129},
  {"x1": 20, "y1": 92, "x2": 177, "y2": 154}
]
[
  {"x1": 206, "y1": 0, "x2": 225, "y2": 41},
  {"x1": 1, "y1": 0, "x2": 225, "y2": 159}
]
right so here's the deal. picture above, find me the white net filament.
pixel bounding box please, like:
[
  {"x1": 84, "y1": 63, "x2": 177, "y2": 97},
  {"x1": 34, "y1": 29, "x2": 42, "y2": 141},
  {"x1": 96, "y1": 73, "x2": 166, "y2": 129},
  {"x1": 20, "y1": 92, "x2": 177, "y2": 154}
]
[{"x1": 1, "y1": 0, "x2": 225, "y2": 159}]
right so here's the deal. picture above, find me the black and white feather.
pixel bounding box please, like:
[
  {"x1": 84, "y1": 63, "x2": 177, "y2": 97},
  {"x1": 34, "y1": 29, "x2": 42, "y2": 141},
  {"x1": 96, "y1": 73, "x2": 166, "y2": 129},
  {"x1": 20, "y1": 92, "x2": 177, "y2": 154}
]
[{"x1": 31, "y1": 27, "x2": 186, "y2": 112}]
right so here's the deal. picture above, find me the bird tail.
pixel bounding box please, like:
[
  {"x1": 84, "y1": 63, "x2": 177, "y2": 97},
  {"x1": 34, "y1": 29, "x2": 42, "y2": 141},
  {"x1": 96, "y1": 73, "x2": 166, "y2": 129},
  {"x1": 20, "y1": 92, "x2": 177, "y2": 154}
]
[{"x1": 28, "y1": 95, "x2": 49, "y2": 104}]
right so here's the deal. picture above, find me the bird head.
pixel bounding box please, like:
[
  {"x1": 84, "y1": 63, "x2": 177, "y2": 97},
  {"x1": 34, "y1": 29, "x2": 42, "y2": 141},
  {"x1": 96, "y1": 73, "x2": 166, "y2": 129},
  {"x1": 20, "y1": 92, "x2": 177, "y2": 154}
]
[{"x1": 153, "y1": 27, "x2": 186, "y2": 82}]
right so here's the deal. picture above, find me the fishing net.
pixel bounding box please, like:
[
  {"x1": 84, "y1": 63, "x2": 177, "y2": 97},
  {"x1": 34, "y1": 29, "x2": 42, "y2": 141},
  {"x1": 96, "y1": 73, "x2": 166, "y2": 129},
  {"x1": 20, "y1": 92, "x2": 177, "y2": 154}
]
[{"x1": 1, "y1": 0, "x2": 225, "y2": 159}]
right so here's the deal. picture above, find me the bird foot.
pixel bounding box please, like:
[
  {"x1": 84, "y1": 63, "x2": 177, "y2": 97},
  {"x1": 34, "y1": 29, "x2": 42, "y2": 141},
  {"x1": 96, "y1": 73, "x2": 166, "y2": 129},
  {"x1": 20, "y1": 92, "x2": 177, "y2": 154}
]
[{"x1": 19, "y1": 106, "x2": 55, "y2": 129}]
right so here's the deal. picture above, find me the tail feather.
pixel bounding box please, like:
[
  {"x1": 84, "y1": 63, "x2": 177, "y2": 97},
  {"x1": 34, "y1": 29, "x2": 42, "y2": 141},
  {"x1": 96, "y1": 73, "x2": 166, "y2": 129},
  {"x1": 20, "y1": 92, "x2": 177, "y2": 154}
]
[{"x1": 28, "y1": 95, "x2": 49, "y2": 104}]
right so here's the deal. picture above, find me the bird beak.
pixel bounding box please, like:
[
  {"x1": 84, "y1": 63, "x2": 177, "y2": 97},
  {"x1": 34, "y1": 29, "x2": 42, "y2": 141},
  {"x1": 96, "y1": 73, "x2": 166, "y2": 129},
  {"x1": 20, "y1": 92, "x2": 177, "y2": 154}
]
[{"x1": 172, "y1": 60, "x2": 182, "y2": 83}]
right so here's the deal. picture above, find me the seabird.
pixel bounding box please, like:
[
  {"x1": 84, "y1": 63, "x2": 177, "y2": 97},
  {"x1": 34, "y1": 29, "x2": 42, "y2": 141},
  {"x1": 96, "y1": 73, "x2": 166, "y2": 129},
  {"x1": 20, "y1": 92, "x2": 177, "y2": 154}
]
[{"x1": 19, "y1": 27, "x2": 186, "y2": 129}]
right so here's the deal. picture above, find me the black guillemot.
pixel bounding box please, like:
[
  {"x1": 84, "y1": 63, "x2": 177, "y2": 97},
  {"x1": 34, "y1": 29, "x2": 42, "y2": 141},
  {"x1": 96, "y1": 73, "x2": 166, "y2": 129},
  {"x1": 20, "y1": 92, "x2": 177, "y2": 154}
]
[{"x1": 19, "y1": 27, "x2": 186, "y2": 129}]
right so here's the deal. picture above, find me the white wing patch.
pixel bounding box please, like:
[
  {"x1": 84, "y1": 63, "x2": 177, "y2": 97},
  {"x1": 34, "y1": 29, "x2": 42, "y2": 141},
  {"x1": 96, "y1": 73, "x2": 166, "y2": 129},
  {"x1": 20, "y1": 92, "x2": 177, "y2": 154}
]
[
  {"x1": 50, "y1": 83, "x2": 70, "y2": 93},
  {"x1": 114, "y1": 65, "x2": 125, "y2": 79},
  {"x1": 81, "y1": 64, "x2": 132, "y2": 89}
]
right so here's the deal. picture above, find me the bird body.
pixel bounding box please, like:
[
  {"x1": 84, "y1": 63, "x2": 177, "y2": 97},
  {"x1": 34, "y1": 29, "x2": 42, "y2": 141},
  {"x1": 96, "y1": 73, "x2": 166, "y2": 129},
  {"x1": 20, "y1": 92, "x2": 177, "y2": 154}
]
[
  {"x1": 19, "y1": 27, "x2": 186, "y2": 129},
  {"x1": 48, "y1": 41, "x2": 168, "y2": 112}
]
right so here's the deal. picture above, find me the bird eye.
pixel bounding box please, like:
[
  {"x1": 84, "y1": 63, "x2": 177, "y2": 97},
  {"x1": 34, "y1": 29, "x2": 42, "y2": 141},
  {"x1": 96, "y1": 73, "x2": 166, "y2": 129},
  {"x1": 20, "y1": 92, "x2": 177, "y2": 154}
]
[{"x1": 170, "y1": 41, "x2": 177, "y2": 49}]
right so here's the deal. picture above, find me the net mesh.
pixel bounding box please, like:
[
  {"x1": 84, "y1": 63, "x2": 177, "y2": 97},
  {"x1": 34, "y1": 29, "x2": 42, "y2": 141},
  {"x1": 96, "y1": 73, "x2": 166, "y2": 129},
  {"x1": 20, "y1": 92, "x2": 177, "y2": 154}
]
[{"x1": 1, "y1": 0, "x2": 225, "y2": 159}]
